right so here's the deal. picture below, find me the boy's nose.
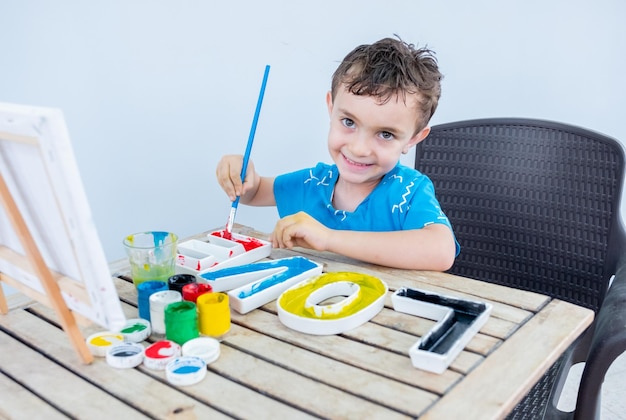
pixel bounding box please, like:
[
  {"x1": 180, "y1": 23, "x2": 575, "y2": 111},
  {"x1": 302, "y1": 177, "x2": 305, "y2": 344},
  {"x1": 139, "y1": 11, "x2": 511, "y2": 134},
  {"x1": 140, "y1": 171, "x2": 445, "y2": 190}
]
[{"x1": 349, "y1": 133, "x2": 371, "y2": 157}]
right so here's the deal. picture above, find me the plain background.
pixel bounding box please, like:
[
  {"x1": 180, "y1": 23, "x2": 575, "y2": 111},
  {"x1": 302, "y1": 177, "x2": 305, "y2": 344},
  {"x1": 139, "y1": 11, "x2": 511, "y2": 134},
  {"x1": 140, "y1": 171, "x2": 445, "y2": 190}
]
[{"x1": 1, "y1": 0, "x2": 625, "y2": 264}]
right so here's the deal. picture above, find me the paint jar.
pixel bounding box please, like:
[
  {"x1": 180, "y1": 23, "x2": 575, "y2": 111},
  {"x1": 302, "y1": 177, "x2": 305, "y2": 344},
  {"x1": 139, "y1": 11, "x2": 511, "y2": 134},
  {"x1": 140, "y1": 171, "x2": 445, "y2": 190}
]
[
  {"x1": 137, "y1": 280, "x2": 169, "y2": 321},
  {"x1": 150, "y1": 290, "x2": 182, "y2": 335},
  {"x1": 197, "y1": 292, "x2": 231, "y2": 338},
  {"x1": 165, "y1": 301, "x2": 199, "y2": 345},
  {"x1": 123, "y1": 231, "x2": 178, "y2": 288},
  {"x1": 182, "y1": 283, "x2": 213, "y2": 303},
  {"x1": 168, "y1": 274, "x2": 197, "y2": 294}
]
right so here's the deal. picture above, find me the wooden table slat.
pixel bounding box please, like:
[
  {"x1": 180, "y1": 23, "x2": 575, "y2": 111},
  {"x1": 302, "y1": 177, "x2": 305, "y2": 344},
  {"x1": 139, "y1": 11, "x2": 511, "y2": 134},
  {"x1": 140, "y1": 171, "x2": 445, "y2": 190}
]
[
  {"x1": 0, "y1": 372, "x2": 69, "y2": 420},
  {"x1": 0, "y1": 329, "x2": 151, "y2": 418}
]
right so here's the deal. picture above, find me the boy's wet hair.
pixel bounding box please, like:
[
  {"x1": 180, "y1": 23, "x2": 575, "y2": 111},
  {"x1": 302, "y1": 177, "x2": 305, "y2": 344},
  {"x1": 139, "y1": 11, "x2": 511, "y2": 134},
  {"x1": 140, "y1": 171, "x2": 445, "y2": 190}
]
[{"x1": 331, "y1": 36, "x2": 442, "y2": 132}]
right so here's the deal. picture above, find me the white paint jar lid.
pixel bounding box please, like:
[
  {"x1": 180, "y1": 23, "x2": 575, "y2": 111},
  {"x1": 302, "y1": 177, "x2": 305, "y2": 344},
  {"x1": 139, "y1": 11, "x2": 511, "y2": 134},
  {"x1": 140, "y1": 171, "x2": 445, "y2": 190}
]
[
  {"x1": 85, "y1": 331, "x2": 125, "y2": 357},
  {"x1": 182, "y1": 337, "x2": 220, "y2": 364},
  {"x1": 166, "y1": 356, "x2": 207, "y2": 386},
  {"x1": 106, "y1": 342, "x2": 144, "y2": 369},
  {"x1": 143, "y1": 340, "x2": 182, "y2": 370},
  {"x1": 118, "y1": 318, "x2": 151, "y2": 343}
]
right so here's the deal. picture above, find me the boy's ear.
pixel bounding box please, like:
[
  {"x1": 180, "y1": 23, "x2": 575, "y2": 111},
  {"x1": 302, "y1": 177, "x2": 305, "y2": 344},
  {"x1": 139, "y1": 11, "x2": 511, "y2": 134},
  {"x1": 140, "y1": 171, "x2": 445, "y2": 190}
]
[
  {"x1": 326, "y1": 91, "x2": 333, "y2": 115},
  {"x1": 403, "y1": 126, "x2": 430, "y2": 154}
]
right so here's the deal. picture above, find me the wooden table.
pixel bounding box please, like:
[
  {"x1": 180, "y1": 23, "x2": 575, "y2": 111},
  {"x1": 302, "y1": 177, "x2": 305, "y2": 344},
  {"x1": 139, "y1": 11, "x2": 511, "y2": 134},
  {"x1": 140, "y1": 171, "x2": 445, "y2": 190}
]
[{"x1": 0, "y1": 225, "x2": 594, "y2": 419}]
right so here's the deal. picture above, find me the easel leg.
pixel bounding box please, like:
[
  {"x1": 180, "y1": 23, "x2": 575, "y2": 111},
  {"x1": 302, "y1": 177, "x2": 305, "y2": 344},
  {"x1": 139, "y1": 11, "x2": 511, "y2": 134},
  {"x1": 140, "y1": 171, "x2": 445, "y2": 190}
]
[
  {"x1": 0, "y1": 174, "x2": 93, "y2": 364},
  {"x1": 0, "y1": 280, "x2": 8, "y2": 314}
]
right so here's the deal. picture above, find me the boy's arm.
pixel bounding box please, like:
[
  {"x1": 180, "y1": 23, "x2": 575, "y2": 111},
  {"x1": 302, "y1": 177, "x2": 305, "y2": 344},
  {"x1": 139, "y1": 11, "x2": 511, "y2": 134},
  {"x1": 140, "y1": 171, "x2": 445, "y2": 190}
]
[
  {"x1": 271, "y1": 212, "x2": 456, "y2": 271},
  {"x1": 244, "y1": 176, "x2": 276, "y2": 206}
]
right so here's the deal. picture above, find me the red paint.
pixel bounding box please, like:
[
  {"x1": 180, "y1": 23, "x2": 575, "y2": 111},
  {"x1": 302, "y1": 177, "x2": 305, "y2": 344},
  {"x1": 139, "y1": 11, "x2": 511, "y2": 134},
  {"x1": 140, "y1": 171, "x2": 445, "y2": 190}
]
[
  {"x1": 144, "y1": 340, "x2": 180, "y2": 358},
  {"x1": 216, "y1": 229, "x2": 233, "y2": 240},
  {"x1": 211, "y1": 230, "x2": 264, "y2": 252},
  {"x1": 182, "y1": 283, "x2": 213, "y2": 303},
  {"x1": 196, "y1": 261, "x2": 201, "y2": 271},
  {"x1": 229, "y1": 250, "x2": 234, "y2": 257}
]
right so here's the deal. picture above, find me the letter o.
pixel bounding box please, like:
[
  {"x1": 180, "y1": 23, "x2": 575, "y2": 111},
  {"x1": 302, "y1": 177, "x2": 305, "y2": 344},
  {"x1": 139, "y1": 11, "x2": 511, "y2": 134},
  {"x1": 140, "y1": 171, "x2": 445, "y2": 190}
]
[{"x1": 277, "y1": 272, "x2": 387, "y2": 335}]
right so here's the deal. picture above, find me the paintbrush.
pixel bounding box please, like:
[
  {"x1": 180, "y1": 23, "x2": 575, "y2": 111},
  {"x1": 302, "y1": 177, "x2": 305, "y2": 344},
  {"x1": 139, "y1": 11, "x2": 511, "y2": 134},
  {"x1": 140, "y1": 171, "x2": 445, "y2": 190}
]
[{"x1": 224, "y1": 64, "x2": 271, "y2": 239}]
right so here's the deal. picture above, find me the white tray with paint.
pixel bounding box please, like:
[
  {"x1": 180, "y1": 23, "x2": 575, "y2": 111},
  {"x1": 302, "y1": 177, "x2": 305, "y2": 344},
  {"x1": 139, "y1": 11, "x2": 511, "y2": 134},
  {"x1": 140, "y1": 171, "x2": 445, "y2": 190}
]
[
  {"x1": 199, "y1": 257, "x2": 318, "y2": 293},
  {"x1": 225, "y1": 256, "x2": 323, "y2": 314},
  {"x1": 392, "y1": 287, "x2": 492, "y2": 374},
  {"x1": 175, "y1": 231, "x2": 271, "y2": 280},
  {"x1": 276, "y1": 272, "x2": 388, "y2": 336}
]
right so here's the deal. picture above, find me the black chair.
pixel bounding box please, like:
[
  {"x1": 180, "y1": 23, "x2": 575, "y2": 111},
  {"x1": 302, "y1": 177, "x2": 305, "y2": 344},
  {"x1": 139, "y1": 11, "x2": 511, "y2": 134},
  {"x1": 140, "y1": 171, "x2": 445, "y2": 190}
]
[{"x1": 414, "y1": 118, "x2": 626, "y2": 419}]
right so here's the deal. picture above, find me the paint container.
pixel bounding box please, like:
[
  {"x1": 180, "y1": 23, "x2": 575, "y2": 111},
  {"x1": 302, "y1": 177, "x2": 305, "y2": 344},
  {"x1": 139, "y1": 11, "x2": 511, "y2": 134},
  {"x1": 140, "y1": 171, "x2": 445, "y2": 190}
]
[
  {"x1": 123, "y1": 231, "x2": 178, "y2": 288},
  {"x1": 143, "y1": 340, "x2": 181, "y2": 370},
  {"x1": 150, "y1": 290, "x2": 182, "y2": 335},
  {"x1": 85, "y1": 332, "x2": 125, "y2": 357},
  {"x1": 165, "y1": 301, "x2": 199, "y2": 345},
  {"x1": 106, "y1": 342, "x2": 144, "y2": 369},
  {"x1": 166, "y1": 356, "x2": 207, "y2": 386},
  {"x1": 182, "y1": 337, "x2": 220, "y2": 365},
  {"x1": 182, "y1": 283, "x2": 213, "y2": 303},
  {"x1": 119, "y1": 318, "x2": 151, "y2": 343},
  {"x1": 137, "y1": 281, "x2": 169, "y2": 321},
  {"x1": 168, "y1": 274, "x2": 196, "y2": 294},
  {"x1": 197, "y1": 292, "x2": 230, "y2": 338},
  {"x1": 276, "y1": 272, "x2": 387, "y2": 335}
]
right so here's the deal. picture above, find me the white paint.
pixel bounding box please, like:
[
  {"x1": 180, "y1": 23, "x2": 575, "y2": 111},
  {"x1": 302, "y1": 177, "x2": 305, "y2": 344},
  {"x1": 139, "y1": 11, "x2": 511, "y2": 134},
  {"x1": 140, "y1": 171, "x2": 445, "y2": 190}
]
[{"x1": 0, "y1": 1, "x2": 624, "y2": 261}]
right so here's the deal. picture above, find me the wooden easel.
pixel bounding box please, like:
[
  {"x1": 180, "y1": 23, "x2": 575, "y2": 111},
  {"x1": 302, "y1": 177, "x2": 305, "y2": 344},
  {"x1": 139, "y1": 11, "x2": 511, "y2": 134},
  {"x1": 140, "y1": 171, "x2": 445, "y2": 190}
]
[{"x1": 0, "y1": 171, "x2": 93, "y2": 364}]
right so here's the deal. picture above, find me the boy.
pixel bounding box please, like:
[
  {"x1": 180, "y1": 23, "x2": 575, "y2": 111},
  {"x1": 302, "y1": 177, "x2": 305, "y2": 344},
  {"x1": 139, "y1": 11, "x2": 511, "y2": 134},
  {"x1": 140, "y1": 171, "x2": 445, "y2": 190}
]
[{"x1": 216, "y1": 37, "x2": 458, "y2": 271}]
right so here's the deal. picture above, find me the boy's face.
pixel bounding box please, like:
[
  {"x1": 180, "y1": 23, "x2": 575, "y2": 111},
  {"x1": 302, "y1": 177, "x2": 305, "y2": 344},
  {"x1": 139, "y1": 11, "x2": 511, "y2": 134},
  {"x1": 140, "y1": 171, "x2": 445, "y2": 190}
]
[{"x1": 326, "y1": 86, "x2": 429, "y2": 190}]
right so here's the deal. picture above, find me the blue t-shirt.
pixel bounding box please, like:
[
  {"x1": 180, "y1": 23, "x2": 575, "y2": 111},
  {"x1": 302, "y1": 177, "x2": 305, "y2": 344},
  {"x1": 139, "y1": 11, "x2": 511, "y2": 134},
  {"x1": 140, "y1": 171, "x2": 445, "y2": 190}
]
[{"x1": 274, "y1": 162, "x2": 459, "y2": 254}]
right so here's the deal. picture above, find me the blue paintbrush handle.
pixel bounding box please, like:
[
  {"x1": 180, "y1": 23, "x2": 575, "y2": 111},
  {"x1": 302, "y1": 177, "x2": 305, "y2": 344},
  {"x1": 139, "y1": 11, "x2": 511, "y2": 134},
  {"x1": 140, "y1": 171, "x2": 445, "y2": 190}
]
[
  {"x1": 225, "y1": 65, "x2": 271, "y2": 235},
  {"x1": 239, "y1": 64, "x2": 271, "y2": 189}
]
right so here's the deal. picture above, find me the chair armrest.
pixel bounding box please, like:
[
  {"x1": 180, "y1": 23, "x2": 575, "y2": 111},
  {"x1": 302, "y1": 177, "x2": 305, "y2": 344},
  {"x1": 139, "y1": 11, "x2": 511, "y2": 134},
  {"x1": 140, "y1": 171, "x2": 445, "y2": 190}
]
[{"x1": 574, "y1": 253, "x2": 626, "y2": 420}]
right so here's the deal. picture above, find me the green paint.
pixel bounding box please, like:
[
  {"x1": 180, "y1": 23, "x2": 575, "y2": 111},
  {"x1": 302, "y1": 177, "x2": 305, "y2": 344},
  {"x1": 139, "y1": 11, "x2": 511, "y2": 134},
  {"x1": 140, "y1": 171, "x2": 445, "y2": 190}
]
[{"x1": 120, "y1": 323, "x2": 147, "y2": 334}]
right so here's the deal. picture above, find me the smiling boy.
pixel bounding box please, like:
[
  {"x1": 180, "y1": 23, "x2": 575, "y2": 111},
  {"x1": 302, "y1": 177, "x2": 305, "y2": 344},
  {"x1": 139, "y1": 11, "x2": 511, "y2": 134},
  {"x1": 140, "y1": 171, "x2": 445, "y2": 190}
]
[{"x1": 216, "y1": 37, "x2": 458, "y2": 270}]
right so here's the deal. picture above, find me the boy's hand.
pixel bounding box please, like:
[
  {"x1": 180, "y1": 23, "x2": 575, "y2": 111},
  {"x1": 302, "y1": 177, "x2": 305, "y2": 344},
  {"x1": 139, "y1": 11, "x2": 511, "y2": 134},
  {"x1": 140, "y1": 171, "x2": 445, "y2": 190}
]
[
  {"x1": 271, "y1": 211, "x2": 331, "y2": 251},
  {"x1": 215, "y1": 155, "x2": 258, "y2": 202}
]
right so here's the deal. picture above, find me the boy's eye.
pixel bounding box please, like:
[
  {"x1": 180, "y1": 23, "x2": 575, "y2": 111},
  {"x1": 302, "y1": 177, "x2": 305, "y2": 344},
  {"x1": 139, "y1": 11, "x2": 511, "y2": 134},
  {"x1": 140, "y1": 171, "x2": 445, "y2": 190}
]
[
  {"x1": 380, "y1": 131, "x2": 394, "y2": 140},
  {"x1": 341, "y1": 118, "x2": 355, "y2": 128}
]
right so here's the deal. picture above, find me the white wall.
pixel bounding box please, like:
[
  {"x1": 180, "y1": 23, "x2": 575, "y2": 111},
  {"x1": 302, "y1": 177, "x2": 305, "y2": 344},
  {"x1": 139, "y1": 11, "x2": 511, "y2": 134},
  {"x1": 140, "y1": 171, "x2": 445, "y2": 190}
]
[{"x1": 1, "y1": 0, "x2": 625, "y2": 263}]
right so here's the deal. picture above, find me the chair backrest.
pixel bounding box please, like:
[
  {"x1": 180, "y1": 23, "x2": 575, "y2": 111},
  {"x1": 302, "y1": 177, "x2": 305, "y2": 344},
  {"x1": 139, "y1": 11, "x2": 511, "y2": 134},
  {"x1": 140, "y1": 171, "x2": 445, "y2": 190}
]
[{"x1": 415, "y1": 118, "x2": 626, "y2": 311}]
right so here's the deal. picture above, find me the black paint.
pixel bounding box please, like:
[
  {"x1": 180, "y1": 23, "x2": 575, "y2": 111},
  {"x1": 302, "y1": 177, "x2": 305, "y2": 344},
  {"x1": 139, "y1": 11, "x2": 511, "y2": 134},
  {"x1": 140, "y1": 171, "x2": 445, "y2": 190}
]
[{"x1": 396, "y1": 288, "x2": 488, "y2": 355}]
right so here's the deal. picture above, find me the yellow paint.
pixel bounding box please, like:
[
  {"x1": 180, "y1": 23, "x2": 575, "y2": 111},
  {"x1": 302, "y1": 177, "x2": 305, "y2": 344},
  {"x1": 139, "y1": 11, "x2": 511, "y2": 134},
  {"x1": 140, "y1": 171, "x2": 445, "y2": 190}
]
[
  {"x1": 197, "y1": 293, "x2": 230, "y2": 337},
  {"x1": 89, "y1": 333, "x2": 123, "y2": 346},
  {"x1": 279, "y1": 272, "x2": 386, "y2": 320}
]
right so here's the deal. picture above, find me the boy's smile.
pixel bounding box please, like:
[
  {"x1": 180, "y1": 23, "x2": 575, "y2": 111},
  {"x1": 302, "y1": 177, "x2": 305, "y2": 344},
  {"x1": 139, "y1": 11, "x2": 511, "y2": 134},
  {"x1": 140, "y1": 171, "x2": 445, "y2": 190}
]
[{"x1": 326, "y1": 87, "x2": 430, "y2": 201}]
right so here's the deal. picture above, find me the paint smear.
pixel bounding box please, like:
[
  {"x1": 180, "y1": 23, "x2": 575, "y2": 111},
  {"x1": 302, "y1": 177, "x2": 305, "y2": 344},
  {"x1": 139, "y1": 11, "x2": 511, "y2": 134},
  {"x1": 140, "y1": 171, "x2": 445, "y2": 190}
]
[
  {"x1": 211, "y1": 230, "x2": 264, "y2": 251},
  {"x1": 120, "y1": 323, "x2": 148, "y2": 334},
  {"x1": 173, "y1": 365, "x2": 202, "y2": 374},
  {"x1": 89, "y1": 334, "x2": 123, "y2": 346},
  {"x1": 145, "y1": 341, "x2": 179, "y2": 358},
  {"x1": 278, "y1": 272, "x2": 386, "y2": 320}
]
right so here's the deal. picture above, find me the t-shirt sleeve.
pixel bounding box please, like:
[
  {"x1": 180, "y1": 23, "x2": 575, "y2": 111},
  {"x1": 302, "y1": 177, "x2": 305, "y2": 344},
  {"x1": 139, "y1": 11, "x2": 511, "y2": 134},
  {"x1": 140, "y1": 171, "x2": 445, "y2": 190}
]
[
  {"x1": 273, "y1": 167, "x2": 309, "y2": 218},
  {"x1": 402, "y1": 176, "x2": 459, "y2": 255},
  {"x1": 401, "y1": 176, "x2": 453, "y2": 231}
]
